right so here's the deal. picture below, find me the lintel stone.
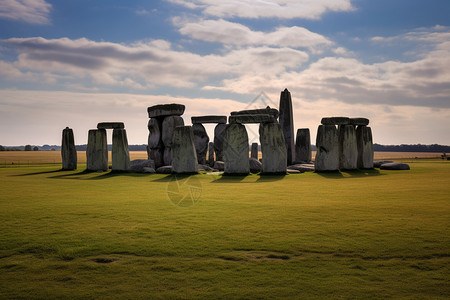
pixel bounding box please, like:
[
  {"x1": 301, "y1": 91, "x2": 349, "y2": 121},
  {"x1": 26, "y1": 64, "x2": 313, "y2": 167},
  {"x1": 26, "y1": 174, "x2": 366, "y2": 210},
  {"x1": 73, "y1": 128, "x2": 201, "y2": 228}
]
[
  {"x1": 97, "y1": 122, "x2": 124, "y2": 129},
  {"x1": 147, "y1": 103, "x2": 185, "y2": 118},
  {"x1": 229, "y1": 114, "x2": 275, "y2": 124},
  {"x1": 321, "y1": 117, "x2": 350, "y2": 126},
  {"x1": 191, "y1": 115, "x2": 227, "y2": 124}
]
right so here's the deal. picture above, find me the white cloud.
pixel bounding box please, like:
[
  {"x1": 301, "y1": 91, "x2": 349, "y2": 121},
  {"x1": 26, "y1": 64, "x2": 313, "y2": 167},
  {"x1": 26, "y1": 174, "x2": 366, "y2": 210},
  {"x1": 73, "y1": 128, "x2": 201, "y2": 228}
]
[
  {"x1": 168, "y1": 0, "x2": 354, "y2": 19},
  {"x1": 178, "y1": 19, "x2": 332, "y2": 52},
  {"x1": 2, "y1": 36, "x2": 309, "y2": 89},
  {"x1": 0, "y1": 0, "x2": 51, "y2": 24}
]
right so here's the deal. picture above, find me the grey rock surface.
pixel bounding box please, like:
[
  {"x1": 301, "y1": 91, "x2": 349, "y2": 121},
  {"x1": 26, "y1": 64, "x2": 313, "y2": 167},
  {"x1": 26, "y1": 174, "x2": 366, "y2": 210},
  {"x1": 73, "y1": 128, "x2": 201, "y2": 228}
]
[
  {"x1": 231, "y1": 106, "x2": 279, "y2": 120},
  {"x1": 192, "y1": 123, "x2": 209, "y2": 165},
  {"x1": 288, "y1": 163, "x2": 315, "y2": 172},
  {"x1": 163, "y1": 147, "x2": 172, "y2": 166},
  {"x1": 214, "y1": 123, "x2": 227, "y2": 161},
  {"x1": 147, "y1": 118, "x2": 162, "y2": 149},
  {"x1": 356, "y1": 125, "x2": 374, "y2": 169},
  {"x1": 249, "y1": 157, "x2": 262, "y2": 174},
  {"x1": 147, "y1": 103, "x2": 185, "y2": 118},
  {"x1": 295, "y1": 128, "x2": 311, "y2": 163},
  {"x1": 260, "y1": 122, "x2": 287, "y2": 174},
  {"x1": 213, "y1": 161, "x2": 224, "y2": 171},
  {"x1": 321, "y1": 117, "x2": 350, "y2": 125},
  {"x1": 373, "y1": 160, "x2": 394, "y2": 168},
  {"x1": 143, "y1": 167, "x2": 156, "y2": 173},
  {"x1": 339, "y1": 125, "x2": 358, "y2": 170},
  {"x1": 112, "y1": 128, "x2": 130, "y2": 171},
  {"x1": 171, "y1": 126, "x2": 198, "y2": 173},
  {"x1": 251, "y1": 142, "x2": 258, "y2": 159},
  {"x1": 208, "y1": 142, "x2": 215, "y2": 166},
  {"x1": 147, "y1": 147, "x2": 164, "y2": 168},
  {"x1": 61, "y1": 127, "x2": 77, "y2": 170},
  {"x1": 198, "y1": 164, "x2": 213, "y2": 172},
  {"x1": 380, "y1": 162, "x2": 410, "y2": 170},
  {"x1": 130, "y1": 159, "x2": 155, "y2": 173},
  {"x1": 192, "y1": 115, "x2": 227, "y2": 124},
  {"x1": 87, "y1": 129, "x2": 108, "y2": 171},
  {"x1": 223, "y1": 123, "x2": 249, "y2": 175},
  {"x1": 287, "y1": 169, "x2": 302, "y2": 174},
  {"x1": 229, "y1": 114, "x2": 275, "y2": 124},
  {"x1": 162, "y1": 115, "x2": 184, "y2": 148},
  {"x1": 97, "y1": 122, "x2": 124, "y2": 129},
  {"x1": 156, "y1": 165, "x2": 173, "y2": 174},
  {"x1": 314, "y1": 125, "x2": 339, "y2": 172},
  {"x1": 350, "y1": 118, "x2": 370, "y2": 126},
  {"x1": 279, "y1": 88, "x2": 295, "y2": 165}
]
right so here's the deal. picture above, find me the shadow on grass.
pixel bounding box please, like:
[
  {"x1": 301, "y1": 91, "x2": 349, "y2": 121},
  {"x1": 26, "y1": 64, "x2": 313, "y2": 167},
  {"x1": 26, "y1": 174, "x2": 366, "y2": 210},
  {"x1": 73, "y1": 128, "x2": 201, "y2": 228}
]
[
  {"x1": 151, "y1": 174, "x2": 196, "y2": 182},
  {"x1": 256, "y1": 174, "x2": 286, "y2": 182},
  {"x1": 49, "y1": 170, "x2": 150, "y2": 180},
  {"x1": 316, "y1": 169, "x2": 382, "y2": 179},
  {"x1": 11, "y1": 169, "x2": 66, "y2": 177},
  {"x1": 211, "y1": 174, "x2": 249, "y2": 183}
]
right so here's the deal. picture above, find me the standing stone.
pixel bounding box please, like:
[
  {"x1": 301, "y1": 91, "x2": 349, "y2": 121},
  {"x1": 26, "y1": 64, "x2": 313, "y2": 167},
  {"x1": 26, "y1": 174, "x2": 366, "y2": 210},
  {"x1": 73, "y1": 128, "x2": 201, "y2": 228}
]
[
  {"x1": 260, "y1": 122, "x2": 287, "y2": 174},
  {"x1": 356, "y1": 126, "x2": 374, "y2": 169},
  {"x1": 251, "y1": 142, "x2": 258, "y2": 159},
  {"x1": 61, "y1": 127, "x2": 77, "y2": 170},
  {"x1": 192, "y1": 123, "x2": 209, "y2": 165},
  {"x1": 339, "y1": 125, "x2": 358, "y2": 170},
  {"x1": 112, "y1": 128, "x2": 130, "y2": 171},
  {"x1": 223, "y1": 123, "x2": 249, "y2": 175},
  {"x1": 147, "y1": 118, "x2": 163, "y2": 149},
  {"x1": 162, "y1": 116, "x2": 184, "y2": 148},
  {"x1": 295, "y1": 128, "x2": 312, "y2": 163},
  {"x1": 87, "y1": 129, "x2": 108, "y2": 171},
  {"x1": 164, "y1": 147, "x2": 172, "y2": 166},
  {"x1": 214, "y1": 123, "x2": 227, "y2": 161},
  {"x1": 147, "y1": 147, "x2": 164, "y2": 168},
  {"x1": 314, "y1": 125, "x2": 339, "y2": 172},
  {"x1": 171, "y1": 126, "x2": 198, "y2": 174},
  {"x1": 279, "y1": 88, "x2": 295, "y2": 165},
  {"x1": 208, "y1": 142, "x2": 215, "y2": 167}
]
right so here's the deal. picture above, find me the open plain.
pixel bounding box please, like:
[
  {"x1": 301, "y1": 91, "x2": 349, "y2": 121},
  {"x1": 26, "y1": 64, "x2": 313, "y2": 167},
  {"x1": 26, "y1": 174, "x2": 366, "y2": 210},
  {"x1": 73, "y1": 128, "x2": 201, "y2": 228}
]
[{"x1": 0, "y1": 156, "x2": 449, "y2": 298}]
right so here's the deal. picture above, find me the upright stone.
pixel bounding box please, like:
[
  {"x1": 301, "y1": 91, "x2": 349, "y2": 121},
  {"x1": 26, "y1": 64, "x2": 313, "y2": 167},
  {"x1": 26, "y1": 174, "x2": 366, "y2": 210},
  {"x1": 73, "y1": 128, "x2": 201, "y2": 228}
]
[
  {"x1": 260, "y1": 123, "x2": 287, "y2": 174},
  {"x1": 339, "y1": 125, "x2": 358, "y2": 170},
  {"x1": 314, "y1": 125, "x2": 339, "y2": 172},
  {"x1": 279, "y1": 88, "x2": 295, "y2": 165},
  {"x1": 192, "y1": 123, "x2": 209, "y2": 165},
  {"x1": 61, "y1": 127, "x2": 77, "y2": 170},
  {"x1": 147, "y1": 118, "x2": 162, "y2": 149},
  {"x1": 171, "y1": 126, "x2": 198, "y2": 174},
  {"x1": 147, "y1": 147, "x2": 164, "y2": 168},
  {"x1": 223, "y1": 123, "x2": 249, "y2": 175},
  {"x1": 356, "y1": 126, "x2": 374, "y2": 169},
  {"x1": 163, "y1": 147, "x2": 172, "y2": 166},
  {"x1": 214, "y1": 123, "x2": 227, "y2": 161},
  {"x1": 86, "y1": 129, "x2": 108, "y2": 171},
  {"x1": 112, "y1": 128, "x2": 130, "y2": 171},
  {"x1": 208, "y1": 142, "x2": 215, "y2": 167},
  {"x1": 162, "y1": 116, "x2": 184, "y2": 148},
  {"x1": 295, "y1": 128, "x2": 312, "y2": 163},
  {"x1": 251, "y1": 143, "x2": 258, "y2": 159}
]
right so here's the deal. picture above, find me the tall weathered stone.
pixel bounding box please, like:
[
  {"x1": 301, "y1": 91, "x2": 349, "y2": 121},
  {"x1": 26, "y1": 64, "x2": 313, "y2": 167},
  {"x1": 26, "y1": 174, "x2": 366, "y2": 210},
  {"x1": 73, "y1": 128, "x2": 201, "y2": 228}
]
[
  {"x1": 279, "y1": 88, "x2": 295, "y2": 165},
  {"x1": 314, "y1": 125, "x2": 339, "y2": 172},
  {"x1": 339, "y1": 125, "x2": 358, "y2": 170},
  {"x1": 61, "y1": 127, "x2": 77, "y2": 170},
  {"x1": 112, "y1": 128, "x2": 130, "y2": 171},
  {"x1": 147, "y1": 118, "x2": 162, "y2": 149},
  {"x1": 192, "y1": 123, "x2": 209, "y2": 165},
  {"x1": 87, "y1": 129, "x2": 108, "y2": 171},
  {"x1": 214, "y1": 123, "x2": 227, "y2": 161},
  {"x1": 356, "y1": 126, "x2": 374, "y2": 169},
  {"x1": 171, "y1": 126, "x2": 198, "y2": 173},
  {"x1": 162, "y1": 116, "x2": 184, "y2": 148},
  {"x1": 208, "y1": 142, "x2": 215, "y2": 167},
  {"x1": 295, "y1": 128, "x2": 312, "y2": 163},
  {"x1": 251, "y1": 142, "x2": 258, "y2": 159},
  {"x1": 260, "y1": 122, "x2": 287, "y2": 174},
  {"x1": 223, "y1": 123, "x2": 249, "y2": 175}
]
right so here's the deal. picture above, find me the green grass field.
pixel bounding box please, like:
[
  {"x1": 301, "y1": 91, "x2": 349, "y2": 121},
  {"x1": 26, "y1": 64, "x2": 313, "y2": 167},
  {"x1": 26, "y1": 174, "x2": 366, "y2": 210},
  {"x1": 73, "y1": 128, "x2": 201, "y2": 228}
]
[{"x1": 0, "y1": 159, "x2": 449, "y2": 299}]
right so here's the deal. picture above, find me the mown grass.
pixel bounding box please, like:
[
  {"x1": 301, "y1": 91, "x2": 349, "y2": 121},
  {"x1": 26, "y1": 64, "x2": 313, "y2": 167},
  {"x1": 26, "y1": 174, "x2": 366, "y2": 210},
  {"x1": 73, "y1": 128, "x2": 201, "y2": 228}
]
[{"x1": 0, "y1": 160, "x2": 449, "y2": 299}]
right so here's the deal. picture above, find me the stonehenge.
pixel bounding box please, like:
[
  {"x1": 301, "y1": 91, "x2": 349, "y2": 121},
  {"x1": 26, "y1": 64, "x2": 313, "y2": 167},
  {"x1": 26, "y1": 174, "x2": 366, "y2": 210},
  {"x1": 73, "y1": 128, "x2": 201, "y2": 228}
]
[
  {"x1": 63, "y1": 88, "x2": 376, "y2": 176},
  {"x1": 61, "y1": 127, "x2": 77, "y2": 170}
]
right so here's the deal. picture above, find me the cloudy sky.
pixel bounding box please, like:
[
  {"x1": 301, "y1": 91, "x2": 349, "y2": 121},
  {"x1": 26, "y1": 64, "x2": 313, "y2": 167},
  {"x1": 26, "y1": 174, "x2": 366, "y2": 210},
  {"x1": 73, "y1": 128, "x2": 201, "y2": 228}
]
[{"x1": 0, "y1": 0, "x2": 449, "y2": 146}]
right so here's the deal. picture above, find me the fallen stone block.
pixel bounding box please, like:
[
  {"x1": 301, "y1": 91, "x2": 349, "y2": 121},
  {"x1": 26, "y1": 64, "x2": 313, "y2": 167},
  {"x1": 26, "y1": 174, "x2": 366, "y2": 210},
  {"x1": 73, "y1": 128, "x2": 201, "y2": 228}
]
[{"x1": 380, "y1": 162, "x2": 410, "y2": 170}]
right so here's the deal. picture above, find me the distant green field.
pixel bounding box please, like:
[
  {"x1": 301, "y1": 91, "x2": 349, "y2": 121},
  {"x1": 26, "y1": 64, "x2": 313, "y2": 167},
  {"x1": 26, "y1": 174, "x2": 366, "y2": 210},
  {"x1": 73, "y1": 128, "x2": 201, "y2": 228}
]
[{"x1": 0, "y1": 160, "x2": 449, "y2": 298}]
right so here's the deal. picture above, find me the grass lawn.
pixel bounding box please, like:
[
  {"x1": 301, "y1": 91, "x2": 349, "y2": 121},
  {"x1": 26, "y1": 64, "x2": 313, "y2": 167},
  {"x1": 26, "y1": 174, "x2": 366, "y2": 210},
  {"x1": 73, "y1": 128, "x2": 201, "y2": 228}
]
[{"x1": 0, "y1": 159, "x2": 449, "y2": 298}]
